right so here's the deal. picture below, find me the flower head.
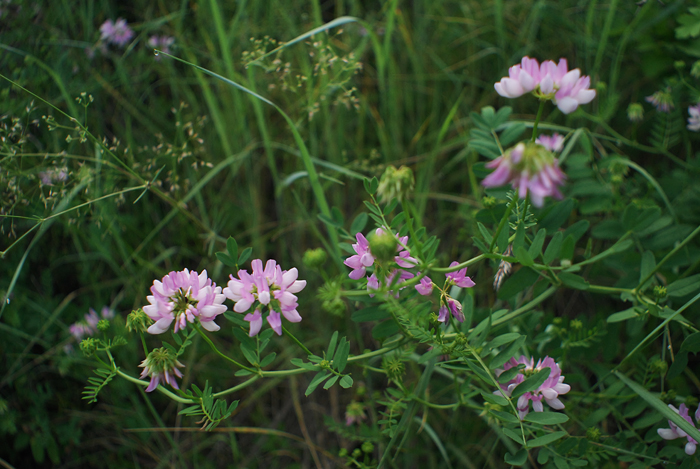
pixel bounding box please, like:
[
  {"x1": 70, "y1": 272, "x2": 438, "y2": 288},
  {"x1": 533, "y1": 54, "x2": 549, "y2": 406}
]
[
  {"x1": 494, "y1": 355, "x2": 571, "y2": 420},
  {"x1": 143, "y1": 269, "x2": 227, "y2": 334},
  {"x1": 494, "y1": 57, "x2": 596, "y2": 114},
  {"x1": 482, "y1": 141, "x2": 566, "y2": 207},
  {"x1": 627, "y1": 103, "x2": 644, "y2": 122},
  {"x1": 223, "y1": 260, "x2": 306, "y2": 336},
  {"x1": 139, "y1": 347, "x2": 185, "y2": 392},
  {"x1": 688, "y1": 104, "x2": 700, "y2": 132},
  {"x1": 69, "y1": 306, "x2": 114, "y2": 340},
  {"x1": 445, "y1": 261, "x2": 476, "y2": 288},
  {"x1": 415, "y1": 275, "x2": 434, "y2": 296},
  {"x1": 658, "y1": 403, "x2": 700, "y2": 456},
  {"x1": 645, "y1": 88, "x2": 674, "y2": 113},
  {"x1": 100, "y1": 18, "x2": 134, "y2": 47}
]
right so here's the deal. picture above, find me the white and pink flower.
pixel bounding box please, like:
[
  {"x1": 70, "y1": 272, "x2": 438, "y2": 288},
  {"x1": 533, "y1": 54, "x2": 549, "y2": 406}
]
[{"x1": 658, "y1": 403, "x2": 700, "y2": 456}]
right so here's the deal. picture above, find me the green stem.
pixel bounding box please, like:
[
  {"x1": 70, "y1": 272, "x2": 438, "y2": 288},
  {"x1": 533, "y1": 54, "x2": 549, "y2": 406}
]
[
  {"x1": 282, "y1": 325, "x2": 313, "y2": 356},
  {"x1": 531, "y1": 100, "x2": 546, "y2": 142},
  {"x1": 139, "y1": 332, "x2": 148, "y2": 357},
  {"x1": 194, "y1": 324, "x2": 256, "y2": 373},
  {"x1": 213, "y1": 376, "x2": 260, "y2": 398},
  {"x1": 115, "y1": 368, "x2": 194, "y2": 404},
  {"x1": 636, "y1": 223, "x2": 700, "y2": 292},
  {"x1": 489, "y1": 192, "x2": 518, "y2": 252}
]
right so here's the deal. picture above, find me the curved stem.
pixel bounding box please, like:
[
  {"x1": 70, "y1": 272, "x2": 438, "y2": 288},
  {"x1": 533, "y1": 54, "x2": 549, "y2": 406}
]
[
  {"x1": 194, "y1": 324, "x2": 256, "y2": 373},
  {"x1": 282, "y1": 326, "x2": 313, "y2": 356},
  {"x1": 212, "y1": 376, "x2": 260, "y2": 398},
  {"x1": 115, "y1": 368, "x2": 194, "y2": 404},
  {"x1": 531, "y1": 100, "x2": 546, "y2": 142}
]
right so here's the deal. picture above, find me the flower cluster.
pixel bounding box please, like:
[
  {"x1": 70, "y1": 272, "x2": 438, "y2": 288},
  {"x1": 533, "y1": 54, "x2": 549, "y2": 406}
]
[
  {"x1": 223, "y1": 259, "x2": 306, "y2": 336},
  {"x1": 494, "y1": 57, "x2": 596, "y2": 114},
  {"x1": 99, "y1": 18, "x2": 134, "y2": 48},
  {"x1": 143, "y1": 269, "x2": 227, "y2": 334},
  {"x1": 70, "y1": 306, "x2": 114, "y2": 341},
  {"x1": 658, "y1": 403, "x2": 700, "y2": 456},
  {"x1": 482, "y1": 141, "x2": 566, "y2": 207},
  {"x1": 535, "y1": 133, "x2": 564, "y2": 152},
  {"x1": 494, "y1": 355, "x2": 571, "y2": 420},
  {"x1": 139, "y1": 347, "x2": 185, "y2": 392},
  {"x1": 148, "y1": 35, "x2": 175, "y2": 60},
  {"x1": 688, "y1": 104, "x2": 700, "y2": 132},
  {"x1": 344, "y1": 228, "x2": 418, "y2": 297},
  {"x1": 645, "y1": 87, "x2": 674, "y2": 113},
  {"x1": 436, "y1": 262, "x2": 476, "y2": 323}
]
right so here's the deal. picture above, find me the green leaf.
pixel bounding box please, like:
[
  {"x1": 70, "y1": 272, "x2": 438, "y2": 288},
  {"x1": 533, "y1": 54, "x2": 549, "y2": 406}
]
[
  {"x1": 524, "y1": 412, "x2": 569, "y2": 425},
  {"x1": 472, "y1": 236, "x2": 491, "y2": 254},
  {"x1": 290, "y1": 358, "x2": 319, "y2": 371},
  {"x1": 544, "y1": 232, "x2": 563, "y2": 264},
  {"x1": 560, "y1": 235, "x2": 575, "y2": 261},
  {"x1": 371, "y1": 320, "x2": 400, "y2": 339},
  {"x1": 481, "y1": 390, "x2": 509, "y2": 406},
  {"x1": 240, "y1": 343, "x2": 258, "y2": 366},
  {"x1": 497, "y1": 222, "x2": 510, "y2": 253},
  {"x1": 238, "y1": 247, "x2": 253, "y2": 266},
  {"x1": 514, "y1": 245, "x2": 534, "y2": 267},
  {"x1": 558, "y1": 272, "x2": 589, "y2": 290},
  {"x1": 226, "y1": 237, "x2": 238, "y2": 261},
  {"x1": 563, "y1": 220, "x2": 589, "y2": 243},
  {"x1": 260, "y1": 352, "x2": 276, "y2": 367},
  {"x1": 676, "y1": 11, "x2": 700, "y2": 39},
  {"x1": 215, "y1": 252, "x2": 236, "y2": 267},
  {"x1": 680, "y1": 333, "x2": 700, "y2": 353},
  {"x1": 477, "y1": 222, "x2": 493, "y2": 244},
  {"x1": 323, "y1": 375, "x2": 340, "y2": 390},
  {"x1": 490, "y1": 336, "x2": 527, "y2": 369},
  {"x1": 639, "y1": 251, "x2": 656, "y2": 290},
  {"x1": 528, "y1": 229, "x2": 547, "y2": 259},
  {"x1": 350, "y1": 212, "x2": 368, "y2": 235},
  {"x1": 498, "y1": 366, "x2": 523, "y2": 384},
  {"x1": 527, "y1": 431, "x2": 567, "y2": 447},
  {"x1": 614, "y1": 370, "x2": 700, "y2": 445},
  {"x1": 327, "y1": 331, "x2": 339, "y2": 361},
  {"x1": 504, "y1": 448, "x2": 528, "y2": 466},
  {"x1": 491, "y1": 410, "x2": 520, "y2": 423},
  {"x1": 335, "y1": 339, "x2": 350, "y2": 373},
  {"x1": 497, "y1": 267, "x2": 539, "y2": 300},
  {"x1": 668, "y1": 274, "x2": 700, "y2": 298},
  {"x1": 607, "y1": 307, "x2": 639, "y2": 323},
  {"x1": 484, "y1": 332, "x2": 522, "y2": 352},
  {"x1": 234, "y1": 369, "x2": 253, "y2": 376},
  {"x1": 513, "y1": 223, "x2": 525, "y2": 252},
  {"x1": 539, "y1": 199, "x2": 574, "y2": 232},
  {"x1": 305, "y1": 371, "x2": 331, "y2": 396},
  {"x1": 502, "y1": 427, "x2": 525, "y2": 445},
  {"x1": 339, "y1": 375, "x2": 354, "y2": 388},
  {"x1": 512, "y1": 368, "x2": 551, "y2": 400},
  {"x1": 351, "y1": 306, "x2": 389, "y2": 322}
]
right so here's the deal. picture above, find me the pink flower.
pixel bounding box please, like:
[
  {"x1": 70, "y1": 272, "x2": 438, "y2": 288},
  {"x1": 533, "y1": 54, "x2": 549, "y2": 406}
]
[
  {"x1": 688, "y1": 104, "x2": 700, "y2": 131},
  {"x1": 437, "y1": 298, "x2": 464, "y2": 323},
  {"x1": 646, "y1": 88, "x2": 674, "y2": 113},
  {"x1": 494, "y1": 356, "x2": 571, "y2": 420},
  {"x1": 223, "y1": 259, "x2": 306, "y2": 336},
  {"x1": 482, "y1": 142, "x2": 566, "y2": 207},
  {"x1": 535, "y1": 133, "x2": 565, "y2": 152},
  {"x1": 69, "y1": 306, "x2": 114, "y2": 340},
  {"x1": 495, "y1": 57, "x2": 595, "y2": 114},
  {"x1": 415, "y1": 275, "x2": 433, "y2": 296},
  {"x1": 100, "y1": 18, "x2": 134, "y2": 47},
  {"x1": 445, "y1": 262, "x2": 476, "y2": 288},
  {"x1": 139, "y1": 347, "x2": 184, "y2": 392},
  {"x1": 344, "y1": 233, "x2": 374, "y2": 280},
  {"x1": 658, "y1": 403, "x2": 700, "y2": 456},
  {"x1": 143, "y1": 269, "x2": 227, "y2": 334}
]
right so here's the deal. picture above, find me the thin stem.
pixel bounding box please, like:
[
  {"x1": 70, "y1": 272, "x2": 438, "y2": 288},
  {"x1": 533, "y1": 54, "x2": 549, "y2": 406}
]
[
  {"x1": 531, "y1": 100, "x2": 546, "y2": 142},
  {"x1": 194, "y1": 324, "x2": 256, "y2": 373},
  {"x1": 489, "y1": 192, "x2": 518, "y2": 252},
  {"x1": 139, "y1": 332, "x2": 148, "y2": 357},
  {"x1": 213, "y1": 376, "x2": 260, "y2": 398},
  {"x1": 282, "y1": 325, "x2": 312, "y2": 356}
]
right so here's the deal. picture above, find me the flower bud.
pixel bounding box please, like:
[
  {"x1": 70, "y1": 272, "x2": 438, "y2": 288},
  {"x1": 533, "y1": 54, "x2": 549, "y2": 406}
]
[
  {"x1": 80, "y1": 338, "x2": 98, "y2": 357},
  {"x1": 139, "y1": 347, "x2": 185, "y2": 392},
  {"x1": 376, "y1": 165, "x2": 415, "y2": 204},
  {"x1": 653, "y1": 285, "x2": 667, "y2": 301},
  {"x1": 97, "y1": 319, "x2": 110, "y2": 332},
  {"x1": 361, "y1": 441, "x2": 374, "y2": 453},
  {"x1": 303, "y1": 248, "x2": 327, "y2": 269},
  {"x1": 126, "y1": 308, "x2": 152, "y2": 333},
  {"x1": 368, "y1": 231, "x2": 398, "y2": 265},
  {"x1": 627, "y1": 103, "x2": 644, "y2": 122},
  {"x1": 586, "y1": 427, "x2": 601, "y2": 442}
]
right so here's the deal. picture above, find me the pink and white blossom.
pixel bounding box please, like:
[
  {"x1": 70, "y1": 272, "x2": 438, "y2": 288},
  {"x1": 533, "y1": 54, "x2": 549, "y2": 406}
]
[
  {"x1": 445, "y1": 261, "x2": 476, "y2": 288},
  {"x1": 535, "y1": 133, "x2": 565, "y2": 152},
  {"x1": 139, "y1": 347, "x2": 184, "y2": 392},
  {"x1": 224, "y1": 259, "x2": 306, "y2": 336},
  {"x1": 688, "y1": 104, "x2": 700, "y2": 132},
  {"x1": 415, "y1": 275, "x2": 434, "y2": 296},
  {"x1": 482, "y1": 142, "x2": 566, "y2": 207},
  {"x1": 494, "y1": 355, "x2": 571, "y2": 420},
  {"x1": 658, "y1": 403, "x2": 700, "y2": 456},
  {"x1": 143, "y1": 269, "x2": 227, "y2": 334},
  {"x1": 69, "y1": 306, "x2": 114, "y2": 341},
  {"x1": 495, "y1": 57, "x2": 596, "y2": 114},
  {"x1": 99, "y1": 18, "x2": 134, "y2": 47}
]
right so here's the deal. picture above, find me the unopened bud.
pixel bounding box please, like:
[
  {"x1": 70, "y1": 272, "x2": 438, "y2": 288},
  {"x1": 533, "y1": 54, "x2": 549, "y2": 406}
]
[
  {"x1": 303, "y1": 248, "x2": 327, "y2": 269},
  {"x1": 368, "y1": 231, "x2": 397, "y2": 265},
  {"x1": 376, "y1": 165, "x2": 415, "y2": 204},
  {"x1": 627, "y1": 103, "x2": 644, "y2": 122},
  {"x1": 126, "y1": 308, "x2": 151, "y2": 333},
  {"x1": 80, "y1": 338, "x2": 98, "y2": 357}
]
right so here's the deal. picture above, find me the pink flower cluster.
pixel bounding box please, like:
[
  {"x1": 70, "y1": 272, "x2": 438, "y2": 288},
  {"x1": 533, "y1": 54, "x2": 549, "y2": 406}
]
[
  {"x1": 495, "y1": 57, "x2": 596, "y2": 114},
  {"x1": 99, "y1": 18, "x2": 134, "y2": 48},
  {"x1": 224, "y1": 259, "x2": 306, "y2": 336},
  {"x1": 482, "y1": 141, "x2": 566, "y2": 207},
  {"x1": 494, "y1": 355, "x2": 571, "y2": 420},
  {"x1": 143, "y1": 269, "x2": 227, "y2": 334},
  {"x1": 139, "y1": 347, "x2": 185, "y2": 392},
  {"x1": 535, "y1": 133, "x2": 565, "y2": 152},
  {"x1": 70, "y1": 306, "x2": 114, "y2": 341},
  {"x1": 658, "y1": 403, "x2": 700, "y2": 456},
  {"x1": 344, "y1": 228, "x2": 418, "y2": 297}
]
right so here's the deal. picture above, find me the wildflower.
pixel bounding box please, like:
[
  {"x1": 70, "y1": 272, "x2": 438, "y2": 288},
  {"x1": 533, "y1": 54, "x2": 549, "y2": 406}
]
[
  {"x1": 139, "y1": 347, "x2": 185, "y2": 392},
  {"x1": 645, "y1": 88, "x2": 674, "y2": 113},
  {"x1": 376, "y1": 165, "x2": 415, "y2": 204},
  {"x1": 69, "y1": 306, "x2": 114, "y2": 341},
  {"x1": 494, "y1": 355, "x2": 571, "y2": 420},
  {"x1": 344, "y1": 232, "x2": 374, "y2": 280},
  {"x1": 100, "y1": 18, "x2": 134, "y2": 47},
  {"x1": 482, "y1": 141, "x2": 566, "y2": 207},
  {"x1": 126, "y1": 308, "x2": 152, "y2": 333},
  {"x1": 345, "y1": 401, "x2": 366, "y2": 426},
  {"x1": 415, "y1": 275, "x2": 434, "y2": 296},
  {"x1": 143, "y1": 269, "x2": 227, "y2": 334},
  {"x1": 148, "y1": 35, "x2": 174, "y2": 60},
  {"x1": 627, "y1": 103, "x2": 644, "y2": 122},
  {"x1": 445, "y1": 262, "x2": 476, "y2": 288},
  {"x1": 494, "y1": 57, "x2": 596, "y2": 114},
  {"x1": 367, "y1": 269, "x2": 414, "y2": 298},
  {"x1": 535, "y1": 133, "x2": 565, "y2": 152},
  {"x1": 688, "y1": 104, "x2": 700, "y2": 131},
  {"x1": 658, "y1": 403, "x2": 700, "y2": 455},
  {"x1": 223, "y1": 259, "x2": 306, "y2": 336}
]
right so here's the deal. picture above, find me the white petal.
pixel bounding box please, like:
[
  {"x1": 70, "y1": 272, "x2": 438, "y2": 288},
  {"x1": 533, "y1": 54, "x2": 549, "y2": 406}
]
[
  {"x1": 545, "y1": 398, "x2": 565, "y2": 410},
  {"x1": 575, "y1": 89, "x2": 596, "y2": 104},
  {"x1": 200, "y1": 319, "x2": 220, "y2": 332},
  {"x1": 287, "y1": 280, "x2": 307, "y2": 294},
  {"x1": 556, "y1": 97, "x2": 579, "y2": 114}
]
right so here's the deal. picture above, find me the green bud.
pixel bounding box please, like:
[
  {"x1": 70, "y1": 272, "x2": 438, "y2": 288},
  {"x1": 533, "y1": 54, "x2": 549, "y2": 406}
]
[
  {"x1": 660, "y1": 389, "x2": 677, "y2": 404},
  {"x1": 482, "y1": 196, "x2": 497, "y2": 209},
  {"x1": 322, "y1": 297, "x2": 346, "y2": 317},
  {"x1": 303, "y1": 248, "x2": 327, "y2": 269},
  {"x1": 595, "y1": 81, "x2": 607, "y2": 93},
  {"x1": 352, "y1": 449, "x2": 362, "y2": 458},
  {"x1": 691, "y1": 61, "x2": 700, "y2": 79},
  {"x1": 627, "y1": 103, "x2": 644, "y2": 122},
  {"x1": 674, "y1": 60, "x2": 686, "y2": 70},
  {"x1": 126, "y1": 308, "x2": 152, "y2": 333},
  {"x1": 368, "y1": 231, "x2": 398, "y2": 265},
  {"x1": 338, "y1": 448, "x2": 348, "y2": 458},
  {"x1": 376, "y1": 165, "x2": 415, "y2": 204},
  {"x1": 653, "y1": 285, "x2": 667, "y2": 300},
  {"x1": 320, "y1": 359, "x2": 331, "y2": 369},
  {"x1": 80, "y1": 338, "x2": 98, "y2": 357},
  {"x1": 570, "y1": 319, "x2": 583, "y2": 330},
  {"x1": 382, "y1": 356, "x2": 405, "y2": 382},
  {"x1": 97, "y1": 319, "x2": 110, "y2": 332},
  {"x1": 586, "y1": 427, "x2": 601, "y2": 442},
  {"x1": 649, "y1": 358, "x2": 668, "y2": 375},
  {"x1": 361, "y1": 441, "x2": 374, "y2": 453}
]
